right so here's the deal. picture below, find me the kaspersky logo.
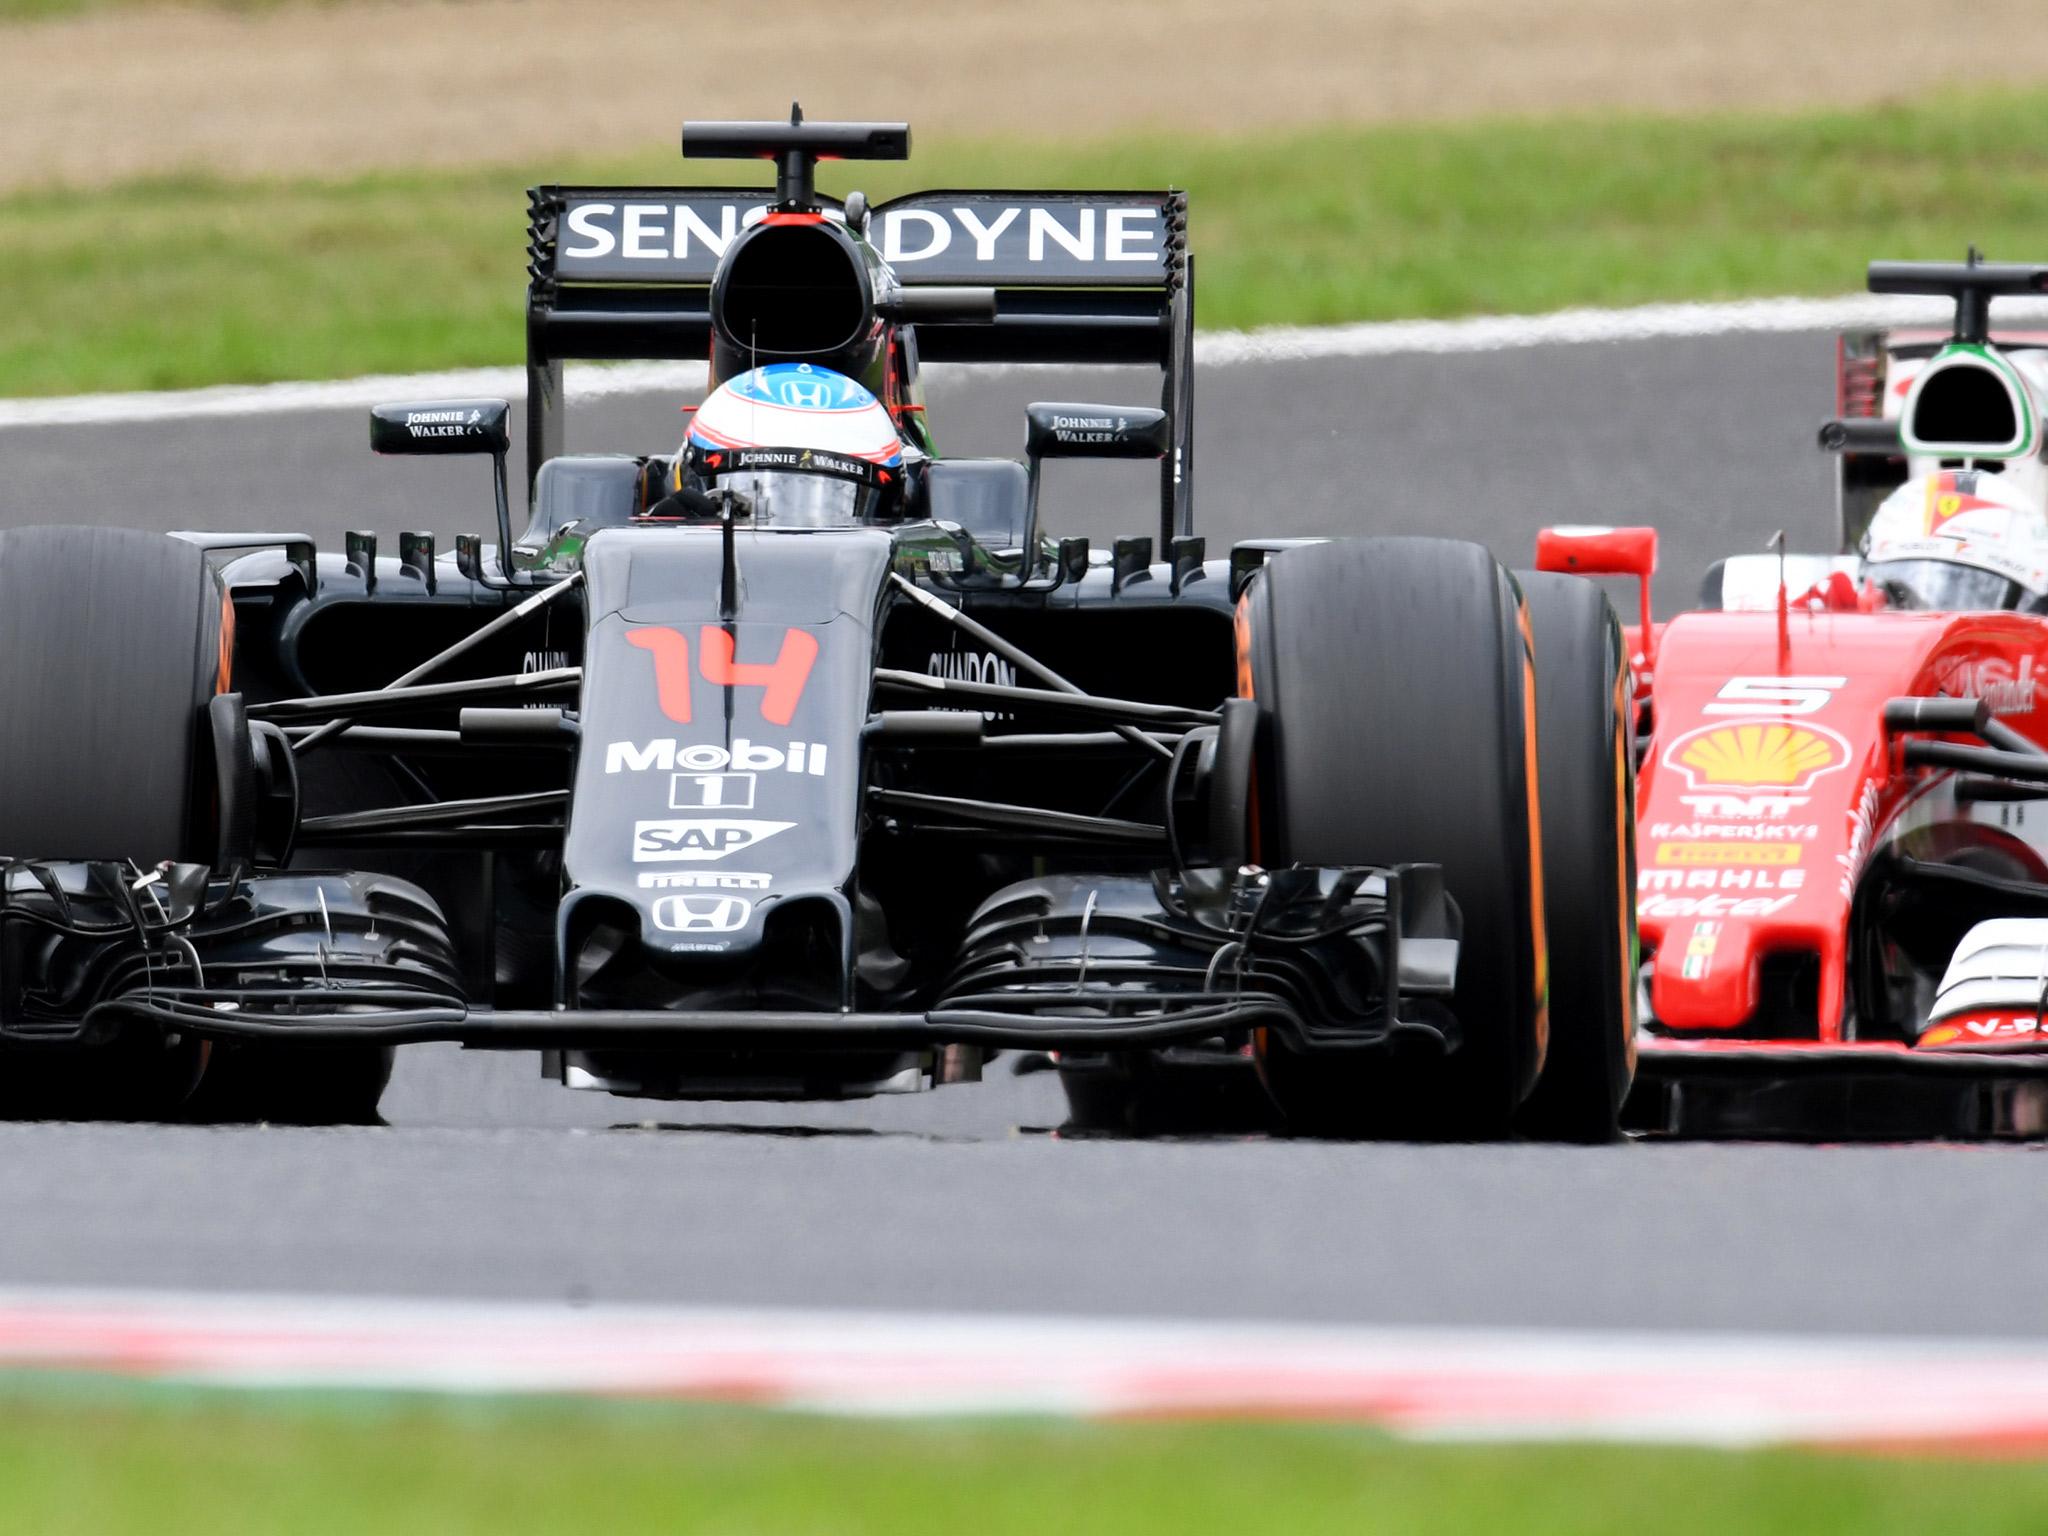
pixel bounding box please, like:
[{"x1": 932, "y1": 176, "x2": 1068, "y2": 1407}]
[{"x1": 1661, "y1": 719, "x2": 1851, "y2": 794}]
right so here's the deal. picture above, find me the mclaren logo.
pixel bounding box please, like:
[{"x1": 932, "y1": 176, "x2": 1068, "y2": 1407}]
[
  {"x1": 652, "y1": 895, "x2": 752, "y2": 933},
  {"x1": 1661, "y1": 720, "x2": 1851, "y2": 794}
]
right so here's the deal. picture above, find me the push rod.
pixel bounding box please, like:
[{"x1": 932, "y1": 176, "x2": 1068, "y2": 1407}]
[
  {"x1": 292, "y1": 572, "x2": 582, "y2": 756},
  {"x1": 888, "y1": 573, "x2": 1174, "y2": 761}
]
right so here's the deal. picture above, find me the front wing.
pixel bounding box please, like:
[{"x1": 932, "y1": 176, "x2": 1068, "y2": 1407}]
[{"x1": 1629, "y1": 1036, "x2": 2048, "y2": 1139}]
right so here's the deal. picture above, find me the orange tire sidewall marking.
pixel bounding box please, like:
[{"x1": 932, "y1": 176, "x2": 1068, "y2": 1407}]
[
  {"x1": 1236, "y1": 589, "x2": 1269, "y2": 1071},
  {"x1": 1613, "y1": 659, "x2": 1638, "y2": 1076},
  {"x1": 216, "y1": 589, "x2": 235, "y2": 694},
  {"x1": 1518, "y1": 599, "x2": 1550, "y2": 1074},
  {"x1": 1234, "y1": 589, "x2": 1261, "y2": 864}
]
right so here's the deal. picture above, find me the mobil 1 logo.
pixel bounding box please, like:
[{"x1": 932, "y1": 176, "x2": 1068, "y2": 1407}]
[{"x1": 669, "y1": 771, "x2": 755, "y2": 811}]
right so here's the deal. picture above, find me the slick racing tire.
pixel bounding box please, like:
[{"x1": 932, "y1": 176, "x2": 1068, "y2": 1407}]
[
  {"x1": 0, "y1": 527, "x2": 228, "y2": 865},
  {"x1": 0, "y1": 529, "x2": 396, "y2": 1126},
  {"x1": 1511, "y1": 572, "x2": 1637, "y2": 1143},
  {"x1": 1242, "y1": 537, "x2": 1546, "y2": 1139},
  {"x1": 0, "y1": 527, "x2": 228, "y2": 1119}
]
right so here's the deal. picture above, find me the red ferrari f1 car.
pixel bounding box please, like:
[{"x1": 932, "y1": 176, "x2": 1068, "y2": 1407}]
[{"x1": 1540, "y1": 255, "x2": 2048, "y2": 1138}]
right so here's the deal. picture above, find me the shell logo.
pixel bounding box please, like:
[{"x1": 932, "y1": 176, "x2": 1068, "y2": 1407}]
[{"x1": 1661, "y1": 718, "x2": 1852, "y2": 793}]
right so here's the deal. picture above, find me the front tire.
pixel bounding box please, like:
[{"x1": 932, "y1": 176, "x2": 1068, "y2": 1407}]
[
  {"x1": 0, "y1": 528, "x2": 225, "y2": 1120},
  {"x1": 1242, "y1": 538, "x2": 1546, "y2": 1138},
  {"x1": 1513, "y1": 572, "x2": 1637, "y2": 1142}
]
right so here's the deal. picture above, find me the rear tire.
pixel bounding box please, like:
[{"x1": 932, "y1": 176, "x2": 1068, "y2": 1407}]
[
  {"x1": 1243, "y1": 538, "x2": 1546, "y2": 1138},
  {"x1": 1512, "y1": 573, "x2": 1637, "y2": 1141}
]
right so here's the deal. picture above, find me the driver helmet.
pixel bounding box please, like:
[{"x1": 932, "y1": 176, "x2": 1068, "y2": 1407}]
[
  {"x1": 1863, "y1": 469, "x2": 2048, "y2": 612},
  {"x1": 674, "y1": 363, "x2": 905, "y2": 526}
]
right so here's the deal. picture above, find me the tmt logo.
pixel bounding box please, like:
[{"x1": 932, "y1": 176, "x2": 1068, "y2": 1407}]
[{"x1": 626, "y1": 625, "x2": 819, "y2": 726}]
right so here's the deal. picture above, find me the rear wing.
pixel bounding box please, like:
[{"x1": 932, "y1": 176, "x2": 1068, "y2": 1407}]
[{"x1": 524, "y1": 186, "x2": 1194, "y2": 535}]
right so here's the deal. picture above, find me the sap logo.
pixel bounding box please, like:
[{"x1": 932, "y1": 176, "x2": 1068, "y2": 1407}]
[
  {"x1": 637, "y1": 871, "x2": 772, "y2": 891},
  {"x1": 652, "y1": 895, "x2": 752, "y2": 933},
  {"x1": 632, "y1": 819, "x2": 794, "y2": 862},
  {"x1": 605, "y1": 739, "x2": 827, "y2": 776}
]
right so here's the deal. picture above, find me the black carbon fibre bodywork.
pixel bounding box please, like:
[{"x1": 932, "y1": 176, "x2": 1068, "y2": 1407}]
[{"x1": 0, "y1": 120, "x2": 1471, "y2": 1110}]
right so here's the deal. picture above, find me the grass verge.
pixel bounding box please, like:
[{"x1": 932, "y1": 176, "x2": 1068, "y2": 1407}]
[
  {"x1": 6, "y1": 88, "x2": 2048, "y2": 396},
  {"x1": 3, "y1": 1384, "x2": 2048, "y2": 1536}
]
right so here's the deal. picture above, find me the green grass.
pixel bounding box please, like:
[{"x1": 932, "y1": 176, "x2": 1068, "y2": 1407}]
[
  {"x1": 7, "y1": 88, "x2": 2048, "y2": 396},
  {"x1": 3, "y1": 1385, "x2": 2048, "y2": 1535}
]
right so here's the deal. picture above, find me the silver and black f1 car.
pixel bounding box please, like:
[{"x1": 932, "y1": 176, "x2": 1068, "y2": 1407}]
[{"x1": 0, "y1": 115, "x2": 1636, "y2": 1137}]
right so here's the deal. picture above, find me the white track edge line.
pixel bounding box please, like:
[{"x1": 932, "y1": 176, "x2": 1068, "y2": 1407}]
[
  {"x1": 5, "y1": 1285, "x2": 2048, "y2": 1449},
  {"x1": 15, "y1": 293, "x2": 2048, "y2": 432}
]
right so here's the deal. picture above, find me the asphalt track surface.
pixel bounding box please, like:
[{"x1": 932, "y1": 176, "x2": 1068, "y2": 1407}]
[{"x1": 9, "y1": 333, "x2": 2048, "y2": 1338}]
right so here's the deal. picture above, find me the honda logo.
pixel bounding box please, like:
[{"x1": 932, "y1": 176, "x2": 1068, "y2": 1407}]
[
  {"x1": 777, "y1": 377, "x2": 829, "y2": 408},
  {"x1": 652, "y1": 895, "x2": 753, "y2": 933}
]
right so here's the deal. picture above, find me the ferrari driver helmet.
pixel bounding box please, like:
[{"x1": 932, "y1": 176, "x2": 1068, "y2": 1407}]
[
  {"x1": 1863, "y1": 469, "x2": 2048, "y2": 613},
  {"x1": 669, "y1": 363, "x2": 906, "y2": 527}
]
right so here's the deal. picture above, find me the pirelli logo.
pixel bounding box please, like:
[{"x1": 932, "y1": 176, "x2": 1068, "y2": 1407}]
[{"x1": 1654, "y1": 842, "x2": 1803, "y2": 868}]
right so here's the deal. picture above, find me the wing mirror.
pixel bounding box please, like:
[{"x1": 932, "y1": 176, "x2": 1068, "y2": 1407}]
[
  {"x1": 369, "y1": 399, "x2": 511, "y2": 457},
  {"x1": 1025, "y1": 402, "x2": 1170, "y2": 461},
  {"x1": 1535, "y1": 524, "x2": 1659, "y2": 671},
  {"x1": 1020, "y1": 402, "x2": 1170, "y2": 571},
  {"x1": 369, "y1": 399, "x2": 521, "y2": 587}
]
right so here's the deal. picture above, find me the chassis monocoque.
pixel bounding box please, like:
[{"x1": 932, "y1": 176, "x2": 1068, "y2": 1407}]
[{"x1": 0, "y1": 116, "x2": 1636, "y2": 1138}]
